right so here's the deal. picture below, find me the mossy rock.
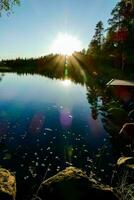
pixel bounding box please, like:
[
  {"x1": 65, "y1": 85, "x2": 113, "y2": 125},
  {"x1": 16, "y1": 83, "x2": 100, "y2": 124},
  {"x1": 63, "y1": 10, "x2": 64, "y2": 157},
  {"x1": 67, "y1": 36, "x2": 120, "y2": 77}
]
[
  {"x1": 37, "y1": 167, "x2": 118, "y2": 200},
  {"x1": 0, "y1": 168, "x2": 16, "y2": 200}
]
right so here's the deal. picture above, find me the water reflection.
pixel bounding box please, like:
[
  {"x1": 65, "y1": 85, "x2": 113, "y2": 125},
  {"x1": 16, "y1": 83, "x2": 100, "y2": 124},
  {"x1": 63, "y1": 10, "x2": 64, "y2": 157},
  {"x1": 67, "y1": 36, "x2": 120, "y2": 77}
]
[
  {"x1": 0, "y1": 73, "x2": 4, "y2": 82},
  {"x1": 86, "y1": 85, "x2": 100, "y2": 120},
  {"x1": 0, "y1": 69, "x2": 133, "y2": 200}
]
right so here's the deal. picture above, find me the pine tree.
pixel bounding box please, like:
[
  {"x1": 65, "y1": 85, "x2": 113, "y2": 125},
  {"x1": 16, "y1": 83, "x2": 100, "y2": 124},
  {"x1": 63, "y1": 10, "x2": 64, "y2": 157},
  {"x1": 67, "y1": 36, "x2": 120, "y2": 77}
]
[
  {"x1": 88, "y1": 21, "x2": 104, "y2": 57},
  {"x1": 104, "y1": 0, "x2": 134, "y2": 70}
]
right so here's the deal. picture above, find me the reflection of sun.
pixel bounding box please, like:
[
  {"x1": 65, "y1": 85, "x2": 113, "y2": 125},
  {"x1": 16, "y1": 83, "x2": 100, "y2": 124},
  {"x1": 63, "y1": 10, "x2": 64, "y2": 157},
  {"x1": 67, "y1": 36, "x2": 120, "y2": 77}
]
[
  {"x1": 62, "y1": 79, "x2": 71, "y2": 87},
  {"x1": 50, "y1": 33, "x2": 82, "y2": 55}
]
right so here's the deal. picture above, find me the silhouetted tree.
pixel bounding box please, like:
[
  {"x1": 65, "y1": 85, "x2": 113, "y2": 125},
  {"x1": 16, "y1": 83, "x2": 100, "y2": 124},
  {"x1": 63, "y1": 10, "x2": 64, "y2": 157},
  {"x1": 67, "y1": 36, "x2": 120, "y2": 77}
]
[
  {"x1": 108, "y1": 0, "x2": 134, "y2": 31},
  {"x1": 106, "y1": 0, "x2": 134, "y2": 70},
  {"x1": 88, "y1": 21, "x2": 104, "y2": 57},
  {"x1": 0, "y1": 0, "x2": 20, "y2": 15}
]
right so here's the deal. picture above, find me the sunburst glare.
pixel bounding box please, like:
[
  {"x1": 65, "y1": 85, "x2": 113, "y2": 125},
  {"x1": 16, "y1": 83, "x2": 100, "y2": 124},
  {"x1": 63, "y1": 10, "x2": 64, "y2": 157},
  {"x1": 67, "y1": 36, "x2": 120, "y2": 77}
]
[
  {"x1": 62, "y1": 79, "x2": 71, "y2": 87},
  {"x1": 50, "y1": 33, "x2": 82, "y2": 55}
]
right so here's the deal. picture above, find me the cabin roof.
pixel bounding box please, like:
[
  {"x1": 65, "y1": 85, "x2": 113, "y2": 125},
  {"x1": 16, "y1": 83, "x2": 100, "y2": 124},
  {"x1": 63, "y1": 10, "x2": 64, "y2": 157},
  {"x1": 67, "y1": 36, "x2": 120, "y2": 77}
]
[{"x1": 106, "y1": 79, "x2": 134, "y2": 87}]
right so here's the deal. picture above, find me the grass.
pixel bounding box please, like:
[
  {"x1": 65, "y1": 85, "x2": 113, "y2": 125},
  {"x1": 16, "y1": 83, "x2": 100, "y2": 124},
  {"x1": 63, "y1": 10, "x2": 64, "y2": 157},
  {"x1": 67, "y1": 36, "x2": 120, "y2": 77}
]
[{"x1": 114, "y1": 170, "x2": 134, "y2": 200}]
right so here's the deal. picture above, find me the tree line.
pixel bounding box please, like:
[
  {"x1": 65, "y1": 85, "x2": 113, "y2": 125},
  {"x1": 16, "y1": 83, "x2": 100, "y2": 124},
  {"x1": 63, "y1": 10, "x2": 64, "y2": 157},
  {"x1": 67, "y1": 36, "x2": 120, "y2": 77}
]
[
  {"x1": 0, "y1": 0, "x2": 134, "y2": 74},
  {"x1": 86, "y1": 0, "x2": 134, "y2": 72}
]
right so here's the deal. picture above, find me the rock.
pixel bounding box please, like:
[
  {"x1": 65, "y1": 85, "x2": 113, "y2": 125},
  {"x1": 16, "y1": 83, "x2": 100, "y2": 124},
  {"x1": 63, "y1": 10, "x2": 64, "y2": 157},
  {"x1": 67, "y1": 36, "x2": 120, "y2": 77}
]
[
  {"x1": 119, "y1": 123, "x2": 134, "y2": 144},
  {"x1": 37, "y1": 167, "x2": 118, "y2": 200},
  {"x1": 0, "y1": 168, "x2": 16, "y2": 200}
]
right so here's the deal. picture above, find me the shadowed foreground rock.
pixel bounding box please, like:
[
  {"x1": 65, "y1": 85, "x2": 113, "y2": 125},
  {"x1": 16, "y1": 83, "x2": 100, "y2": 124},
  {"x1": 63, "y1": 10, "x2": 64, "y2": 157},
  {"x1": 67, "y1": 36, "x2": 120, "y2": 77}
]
[
  {"x1": 0, "y1": 168, "x2": 16, "y2": 200},
  {"x1": 37, "y1": 167, "x2": 118, "y2": 200}
]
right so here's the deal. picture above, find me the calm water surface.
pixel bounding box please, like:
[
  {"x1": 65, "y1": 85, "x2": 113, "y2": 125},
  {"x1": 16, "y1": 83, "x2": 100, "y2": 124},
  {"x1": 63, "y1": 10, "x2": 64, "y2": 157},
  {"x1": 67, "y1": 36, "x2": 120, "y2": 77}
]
[{"x1": 0, "y1": 73, "x2": 116, "y2": 199}]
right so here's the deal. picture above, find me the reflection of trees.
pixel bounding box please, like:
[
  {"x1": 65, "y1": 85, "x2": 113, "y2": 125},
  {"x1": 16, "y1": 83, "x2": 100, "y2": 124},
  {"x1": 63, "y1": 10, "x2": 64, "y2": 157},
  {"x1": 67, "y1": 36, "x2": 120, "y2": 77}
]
[
  {"x1": 0, "y1": 54, "x2": 87, "y2": 86},
  {"x1": 0, "y1": 54, "x2": 131, "y2": 135},
  {"x1": 86, "y1": 85, "x2": 100, "y2": 120},
  {"x1": 0, "y1": 73, "x2": 4, "y2": 82},
  {"x1": 100, "y1": 85, "x2": 133, "y2": 137},
  {"x1": 1, "y1": 54, "x2": 132, "y2": 172},
  {"x1": 100, "y1": 88, "x2": 125, "y2": 135},
  {"x1": 0, "y1": 54, "x2": 104, "y2": 122},
  {"x1": 102, "y1": 106, "x2": 123, "y2": 136}
]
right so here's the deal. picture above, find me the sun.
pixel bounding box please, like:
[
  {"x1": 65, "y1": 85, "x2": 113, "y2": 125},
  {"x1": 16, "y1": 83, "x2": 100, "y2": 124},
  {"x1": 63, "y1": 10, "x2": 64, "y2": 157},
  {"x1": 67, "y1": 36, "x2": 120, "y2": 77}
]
[
  {"x1": 62, "y1": 79, "x2": 71, "y2": 87},
  {"x1": 50, "y1": 33, "x2": 82, "y2": 55}
]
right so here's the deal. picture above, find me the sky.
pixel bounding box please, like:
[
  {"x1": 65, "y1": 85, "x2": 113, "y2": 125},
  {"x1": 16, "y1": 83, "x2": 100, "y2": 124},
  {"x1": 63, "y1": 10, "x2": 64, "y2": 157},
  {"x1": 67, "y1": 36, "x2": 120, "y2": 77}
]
[{"x1": 0, "y1": 0, "x2": 118, "y2": 60}]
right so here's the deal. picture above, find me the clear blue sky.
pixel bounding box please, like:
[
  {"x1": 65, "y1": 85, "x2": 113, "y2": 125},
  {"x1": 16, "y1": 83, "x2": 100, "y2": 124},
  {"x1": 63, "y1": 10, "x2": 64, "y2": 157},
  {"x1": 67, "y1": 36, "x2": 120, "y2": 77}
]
[{"x1": 0, "y1": 0, "x2": 118, "y2": 60}]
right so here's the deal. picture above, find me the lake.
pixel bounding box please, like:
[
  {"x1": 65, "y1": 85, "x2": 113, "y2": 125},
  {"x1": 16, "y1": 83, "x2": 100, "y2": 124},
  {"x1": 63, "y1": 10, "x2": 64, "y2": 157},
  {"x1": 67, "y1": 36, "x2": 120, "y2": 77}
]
[{"x1": 0, "y1": 72, "x2": 125, "y2": 200}]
